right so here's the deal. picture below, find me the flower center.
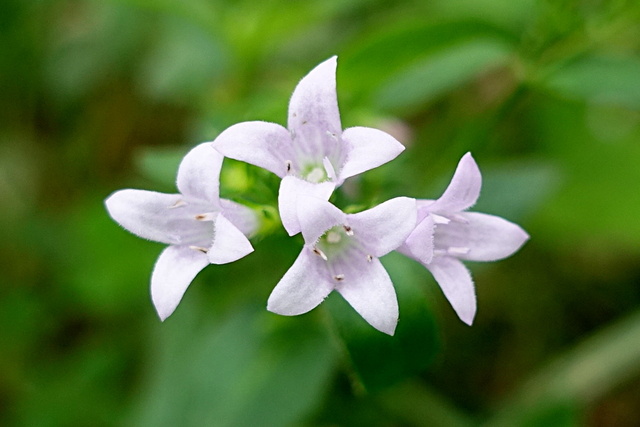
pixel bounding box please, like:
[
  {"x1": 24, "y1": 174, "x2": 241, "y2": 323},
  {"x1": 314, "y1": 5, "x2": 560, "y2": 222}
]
[
  {"x1": 305, "y1": 166, "x2": 326, "y2": 183},
  {"x1": 315, "y1": 225, "x2": 353, "y2": 259}
]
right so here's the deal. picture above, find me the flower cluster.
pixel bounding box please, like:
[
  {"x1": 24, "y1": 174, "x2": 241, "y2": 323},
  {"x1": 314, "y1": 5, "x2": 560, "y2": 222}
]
[{"x1": 105, "y1": 56, "x2": 528, "y2": 335}]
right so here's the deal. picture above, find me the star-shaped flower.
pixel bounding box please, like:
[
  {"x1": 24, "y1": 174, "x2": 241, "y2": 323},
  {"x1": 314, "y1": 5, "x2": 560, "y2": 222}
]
[
  {"x1": 105, "y1": 143, "x2": 256, "y2": 320},
  {"x1": 212, "y1": 56, "x2": 405, "y2": 236},
  {"x1": 267, "y1": 196, "x2": 417, "y2": 335},
  {"x1": 398, "y1": 153, "x2": 529, "y2": 325}
]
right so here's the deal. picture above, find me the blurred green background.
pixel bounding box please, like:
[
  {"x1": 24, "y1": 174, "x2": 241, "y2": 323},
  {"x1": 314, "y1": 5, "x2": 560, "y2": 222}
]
[{"x1": 2, "y1": 0, "x2": 640, "y2": 426}]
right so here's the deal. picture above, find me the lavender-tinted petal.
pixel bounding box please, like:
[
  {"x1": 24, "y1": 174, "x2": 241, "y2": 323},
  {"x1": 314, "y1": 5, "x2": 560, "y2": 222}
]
[
  {"x1": 427, "y1": 257, "x2": 476, "y2": 325},
  {"x1": 348, "y1": 197, "x2": 417, "y2": 257},
  {"x1": 207, "y1": 214, "x2": 254, "y2": 264},
  {"x1": 427, "y1": 152, "x2": 481, "y2": 213},
  {"x1": 297, "y1": 195, "x2": 346, "y2": 244},
  {"x1": 278, "y1": 176, "x2": 335, "y2": 236},
  {"x1": 287, "y1": 57, "x2": 342, "y2": 163},
  {"x1": 105, "y1": 189, "x2": 211, "y2": 246},
  {"x1": 398, "y1": 215, "x2": 435, "y2": 264},
  {"x1": 334, "y1": 257, "x2": 399, "y2": 335},
  {"x1": 267, "y1": 249, "x2": 334, "y2": 316},
  {"x1": 151, "y1": 245, "x2": 209, "y2": 321},
  {"x1": 212, "y1": 121, "x2": 293, "y2": 178},
  {"x1": 338, "y1": 126, "x2": 405, "y2": 182},
  {"x1": 436, "y1": 212, "x2": 529, "y2": 262},
  {"x1": 220, "y1": 199, "x2": 259, "y2": 237},
  {"x1": 176, "y1": 142, "x2": 222, "y2": 204}
]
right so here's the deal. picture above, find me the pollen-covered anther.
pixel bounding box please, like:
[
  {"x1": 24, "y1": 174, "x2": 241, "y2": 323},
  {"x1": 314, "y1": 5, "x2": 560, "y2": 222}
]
[
  {"x1": 169, "y1": 199, "x2": 187, "y2": 209},
  {"x1": 313, "y1": 246, "x2": 328, "y2": 261},
  {"x1": 343, "y1": 225, "x2": 354, "y2": 236},
  {"x1": 189, "y1": 246, "x2": 209, "y2": 254},
  {"x1": 194, "y1": 213, "x2": 215, "y2": 221},
  {"x1": 333, "y1": 274, "x2": 345, "y2": 282},
  {"x1": 366, "y1": 254, "x2": 373, "y2": 262}
]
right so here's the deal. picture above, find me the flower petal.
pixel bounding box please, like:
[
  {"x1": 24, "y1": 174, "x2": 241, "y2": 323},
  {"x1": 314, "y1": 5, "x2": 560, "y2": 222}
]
[
  {"x1": 267, "y1": 249, "x2": 334, "y2": 316},
  {"x1": 338, "y1": 126, "x2": 405, "y2": 182},
  {"x1": 220, "y1": 199, "x2": 259, "y2": 237},
  {"x1": 176, "y1": 142, "x2": 222, "y2": 204},
  {"x1": 212, "y1": 121, "x2": 293, "y2": 178},
  {"x1": 278, "y1": 176, "x2": 335, "y2": 236},
  {"x1": 151, "y1": 245, "x2": 210, "y2": 321},
  {"x1": 207, "y1": 214, "x2": 254, "y2": 264},
  {"x1": 105, "y1": 189, "x2": 211, "y2": 246},
  {"x1": 348, "y1": 197, "x2": 417, "y2": 257},
  {"x1": 335, "y1": 257, "x2": 399, "y2": 335},
  {"x1": 426, "y1": 152, "x2": 481, "y2": 214},
  {"x1": 398, "y1": 215, "x2": 435, "y2": 264},
  {"x1": 287, "y1": 56, "x2": 343, "y2": 164},
  {"x1": 427, "y1": 257, "x2": 476, "y2": 325},
  {"x1": 435, "y1": 212, "x2": 529, "y2": 262},
  {"x1": 296, "y1": 196, "x2": 346, "y2": 244}
]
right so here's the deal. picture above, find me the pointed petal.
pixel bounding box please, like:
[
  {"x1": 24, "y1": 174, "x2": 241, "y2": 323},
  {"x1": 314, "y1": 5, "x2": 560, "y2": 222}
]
[
  {"x1": 335, "y1": 258, "x2": 399, "y2": 335},
  {"x1": 151, "y1": 245, "x2": 209, "y2": 321},
  {"x1": 176, "y1": 142, "x2": 222, "y2": 204},
  {"x1": 348, "y1": 197, "x2": 417, "y2": 257},
  {"x1": 427, "y1": 152, "x2": 481, "y2": 213},
  {"x1": 220, "y1": 199, "x2": 259, "y2": 237},
  {"x1": 105, "y1": 189, "x2": 211, "y2": 245},
  {"x1": 427, "y1": 257, "x2": 476, "y2": 325},
  {"x1": 212, "y1": 121, "x2": 292, "y2": 177},
  {"x1": 278, "y1": 176, "x2": 335, "y2": 236},
  {"x1": 287, "y1": 57, "x2": 343, "y2": 163},
  {"x1": 297, "y1": 196, "x2": 346, "y2": 244},
  {"x1": 399, "y1": 215, "x2": 435, "y2": 264},
  {"x1": 338, "y1": 126, "x2": 405, "y2": 182},
  {"x1": 435, "y1": 212, "x2": 529, "y2": 262},
  {"x1": 207, "y1": 214, "x2": 254, "y2": 264},
  {"x1": 267, "y1": 249, "x2": 334, "y2": 316}
]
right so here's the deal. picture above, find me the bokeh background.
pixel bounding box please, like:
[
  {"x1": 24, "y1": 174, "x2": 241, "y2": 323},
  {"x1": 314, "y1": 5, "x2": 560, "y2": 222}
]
[{"x1": 2, "y1": 0, "x2": 640, "y2": 425}]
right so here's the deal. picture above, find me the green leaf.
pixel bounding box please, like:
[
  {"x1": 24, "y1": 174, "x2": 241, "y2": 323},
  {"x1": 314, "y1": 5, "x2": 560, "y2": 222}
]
[
  {"x1": 374, "y1": 39, "x2": 513, "y2": 113},
  {"x1": 325, "y1": 252, "x2": 439, "y2": 392},
  {"x1": 132, "y1": 305, "x2": 336, "y2": 427},
  {"x1": 541, "y1": 55, "x2": 640, "y2": 109}
]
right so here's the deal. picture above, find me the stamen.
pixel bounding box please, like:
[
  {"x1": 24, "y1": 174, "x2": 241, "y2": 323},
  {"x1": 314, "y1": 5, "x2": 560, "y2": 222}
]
[
  {"x1": 434, "y1": 249, "x2": 448, "y2": 256},
  {"x1": 286, "y1": 160, "x2": 292, "y2": 173},
  {"x1": 333, "y1": 274, "x2": 345, "y2": 282},
  {"x1": 448, "y1": 247, "x2": 470, "y2": 255},
  {"x1": 169, "y1": 199, "x2": 187, "y2": 209},
  {"x1": 367, "y1": 254, "x2": 373, "y2": 262},
  {"x1": 450, "y1": 214, "x2": 469, "y2": 224},
  {"x1": 313, "y1": 247, "x2": 328, "y2": 261},
  {"x1": 194, "y1": 213, "x2": 215, "y2": 221},
  {"x1": 189, "y1": 246, "x2": 208, "y2": 254},
  {"x1": 431, "y1": 214, "x2": 450, "y2": 225},
  {"x1": 343, "y1": 225, "x2": 354, "y2": 236},
  {"x1": 326, "y1": 131, "x2": 338, "y2": 140}
]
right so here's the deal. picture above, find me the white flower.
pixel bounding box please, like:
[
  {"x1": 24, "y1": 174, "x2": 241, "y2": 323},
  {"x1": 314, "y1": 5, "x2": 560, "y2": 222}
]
[
  {"x1": 267, "y1": 196, "x2": 417, "y2": 335},
  {"x1": 398, "y1": 153, "x2": 529, "y2": 325},
  {"x1": 105, "y1": 143, "x2": 256, "y2": 320},
  {"x1": 212, "y1": 56, "x2": 405, "y2": 236}
]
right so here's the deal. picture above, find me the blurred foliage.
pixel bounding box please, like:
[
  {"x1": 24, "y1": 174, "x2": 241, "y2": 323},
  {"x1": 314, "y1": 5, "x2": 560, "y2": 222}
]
[{"x1": 2, "y1": 0, "x2": 640, "y2": 426}]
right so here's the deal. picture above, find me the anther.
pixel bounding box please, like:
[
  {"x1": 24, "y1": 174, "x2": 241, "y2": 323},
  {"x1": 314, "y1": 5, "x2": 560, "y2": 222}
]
[
  {"x1": 194, "y1": 213, "x2": 214, "y2": 221},
  {"x1": 367, "y1": 254, "x2": 373, "y2": 262},
  {"x1": 343, "y1": 225, "x2": 354, "y2": 236},
  {"x1": 286, "y1": 160, "x2": 292, "y2": 173},
  {"x1": 189, "y1": 246, "x2": 208, "y2": 254},
  {"x1": 333, "y1": 274, "x2": 345, "y2": 282},
  {"x1": 313, "y1": 247, "x2": 328, "y2": 261},
  {"x1": 169, "y1": 199, "x2": 187, "y2": 209},
  {"x1": 326, "y1": 131, "x2": 338, "y2": 140}
]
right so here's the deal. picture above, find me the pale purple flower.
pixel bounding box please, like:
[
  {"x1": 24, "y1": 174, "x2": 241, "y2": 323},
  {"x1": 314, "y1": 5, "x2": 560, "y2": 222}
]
[
  {"x1": 398, "y1": 153, "x2": 529, "y2": 325},
  {"x1": 212, "y1": 56, "x2": 405, "y2": 236},
  {"x1": 105, "y1": 143, "x2": 256, "y2": 320},
  {"x1": 267, "y1": 196, "x2": 417, "y2": 335}
]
